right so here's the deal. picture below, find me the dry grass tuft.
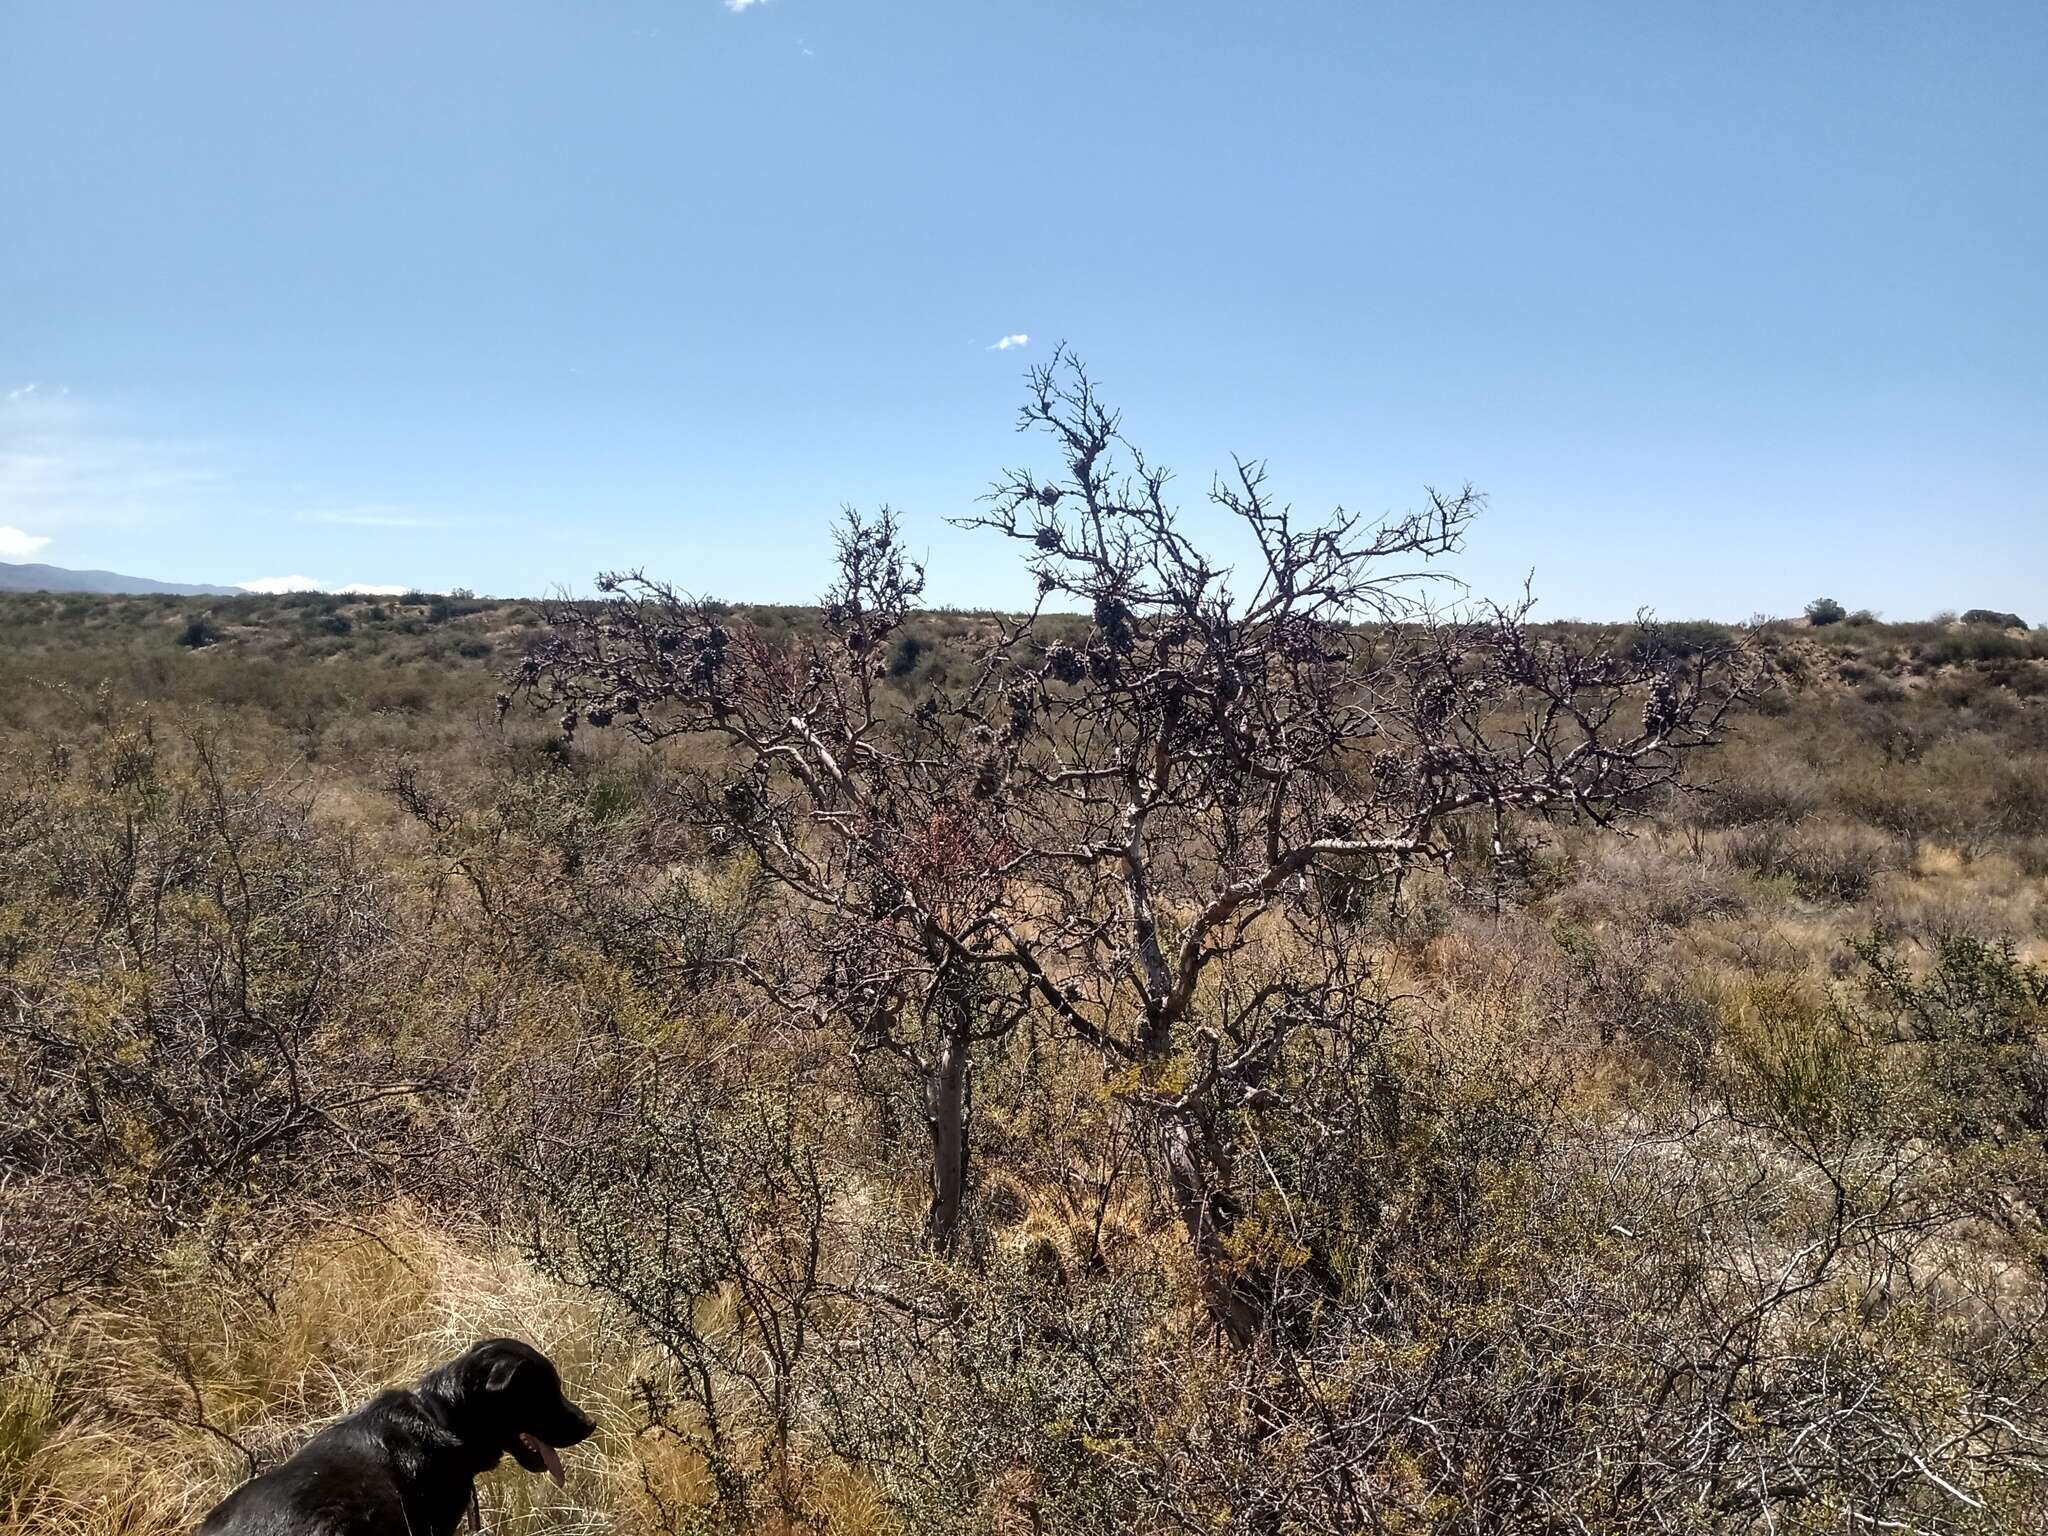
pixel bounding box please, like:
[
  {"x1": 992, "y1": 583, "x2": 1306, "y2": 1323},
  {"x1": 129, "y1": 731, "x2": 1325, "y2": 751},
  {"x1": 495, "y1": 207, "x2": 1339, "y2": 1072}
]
[
  {"x1": 6, "y1": 1208, "x2": 905, "y2": 1535},
  {"x1": 6, "y1": 1213, "x2": 673, "y2": 1535}
]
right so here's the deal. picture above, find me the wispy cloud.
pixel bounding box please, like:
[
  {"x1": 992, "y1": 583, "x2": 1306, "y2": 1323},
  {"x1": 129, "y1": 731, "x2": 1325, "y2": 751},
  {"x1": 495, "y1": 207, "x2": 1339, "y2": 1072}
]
[
  {"x1": 987, "y1": 333, "x2": 1030, "y2": 352},
  {"x1": 334, "y1": 582, "x2": 410, "y2": 596},
  {"x1": 1, "y1": 386, "x2": 222, "y2": 534},
  {"x1": 4, "y1": 392, "x2": 436, "y2": 584},
  {"x1": 724, "y1": 0, "x2": 768, "y2": 11},
  {"x1": 300, "y1": 508, "x2": 449, "y2": 530},
  {"x1": 0, "y1": 526, "x2": 53, "y2": 560}
]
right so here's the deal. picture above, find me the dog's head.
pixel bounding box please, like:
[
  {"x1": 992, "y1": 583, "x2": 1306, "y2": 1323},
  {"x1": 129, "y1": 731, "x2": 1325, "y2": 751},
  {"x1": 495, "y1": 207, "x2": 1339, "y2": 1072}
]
[{"x1": 423, "y1": 1338, "x2": 596, "y2": 1486}]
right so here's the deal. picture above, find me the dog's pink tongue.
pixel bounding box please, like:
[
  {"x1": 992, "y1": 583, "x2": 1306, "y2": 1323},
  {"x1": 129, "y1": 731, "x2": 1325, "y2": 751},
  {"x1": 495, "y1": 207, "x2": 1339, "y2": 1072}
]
[{"x1": 522, "y1": 1433, "x2": 565, "y2": 1487}]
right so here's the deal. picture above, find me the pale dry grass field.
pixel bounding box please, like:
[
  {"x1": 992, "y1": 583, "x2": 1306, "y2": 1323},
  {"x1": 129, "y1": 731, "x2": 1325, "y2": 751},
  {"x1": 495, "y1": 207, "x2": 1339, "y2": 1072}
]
[
  {"x1": 2, "y1": 1214, "x2": 633, "y2": 1535},
  {"x1": 2, "y1": 1205, "x2": 913, "y2": 1536},
  {"x1": 4, "y1": 593, "x2": 2047, "y2": 1534}
]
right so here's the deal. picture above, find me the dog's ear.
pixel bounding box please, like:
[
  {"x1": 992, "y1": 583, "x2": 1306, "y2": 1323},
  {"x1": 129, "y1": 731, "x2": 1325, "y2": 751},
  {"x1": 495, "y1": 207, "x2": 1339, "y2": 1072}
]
[{"x1": 484, "y1": 1351, "x2": 524, "y2": 1394}]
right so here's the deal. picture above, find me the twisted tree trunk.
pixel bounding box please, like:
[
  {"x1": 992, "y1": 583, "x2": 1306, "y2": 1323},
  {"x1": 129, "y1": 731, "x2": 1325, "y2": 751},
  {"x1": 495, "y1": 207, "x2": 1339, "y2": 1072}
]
[
  {"x1": 1157, "y1": 1109, "x2": 1262, "y2": 1345},
  {"x1": 923, "y1": 1021, "x2": 972, "y2": 1253}
]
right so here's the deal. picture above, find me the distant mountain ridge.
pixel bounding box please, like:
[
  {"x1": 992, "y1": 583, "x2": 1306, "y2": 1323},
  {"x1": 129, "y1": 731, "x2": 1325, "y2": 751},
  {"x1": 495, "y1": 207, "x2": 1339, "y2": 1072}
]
[{"x1": 0, "y1": 561, "x2": 240, "y2": 596}]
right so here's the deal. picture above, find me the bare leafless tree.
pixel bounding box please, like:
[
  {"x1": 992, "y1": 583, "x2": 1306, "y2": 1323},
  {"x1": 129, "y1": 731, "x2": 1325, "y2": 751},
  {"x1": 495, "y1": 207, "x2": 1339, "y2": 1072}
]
[
  {"x1": 521, "y1": 509, "x2": 1032, "y2": 1253},
  {"x1": 521, "y1": 350, "x2": 1758, "y2": 1324}
]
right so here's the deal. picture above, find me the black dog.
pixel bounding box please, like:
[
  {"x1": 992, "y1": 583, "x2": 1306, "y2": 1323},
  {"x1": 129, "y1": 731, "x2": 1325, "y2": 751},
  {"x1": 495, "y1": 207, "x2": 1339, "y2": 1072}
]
[{"x1": 197, "y1": 1338, "x2": 596, "y2": 1536}]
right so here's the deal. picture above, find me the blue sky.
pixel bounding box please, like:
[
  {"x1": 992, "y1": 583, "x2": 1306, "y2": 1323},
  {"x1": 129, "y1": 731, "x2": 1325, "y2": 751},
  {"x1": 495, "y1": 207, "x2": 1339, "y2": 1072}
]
[{"x1": 2, "y1": 2, "x2": 2042, "y2": 617}]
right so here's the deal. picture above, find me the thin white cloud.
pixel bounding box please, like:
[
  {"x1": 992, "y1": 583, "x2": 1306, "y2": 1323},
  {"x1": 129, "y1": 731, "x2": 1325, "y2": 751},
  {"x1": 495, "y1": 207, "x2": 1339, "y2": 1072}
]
[
  {"x1": 1, "y1": 387, "x2": 222, "y2": 534},
  {"x1": 3, "y1": 392, "x2": 436, "y2": 586},
  {"x1": 987, "y1": 333, "x2": 1030, "y2": 352},
  {"x1": 301, "y1": 508, "x2": 448, "y2": 529},
  {"x1": 724, "y1": 0, "x2": 767, "y2": 11},
  {"x1": 333, "y1": 582, "x2": 410, "y2": 596},
  {"x1": 0, "y1": 525, "x2": 53, "y2": 559}
]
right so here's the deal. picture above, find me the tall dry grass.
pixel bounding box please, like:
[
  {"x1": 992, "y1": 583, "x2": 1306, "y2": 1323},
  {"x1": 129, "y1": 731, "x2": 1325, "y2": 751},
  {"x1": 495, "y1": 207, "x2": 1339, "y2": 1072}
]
[{"x1": 0, "y1": 1212, "x2": 746, "y2": 1536}]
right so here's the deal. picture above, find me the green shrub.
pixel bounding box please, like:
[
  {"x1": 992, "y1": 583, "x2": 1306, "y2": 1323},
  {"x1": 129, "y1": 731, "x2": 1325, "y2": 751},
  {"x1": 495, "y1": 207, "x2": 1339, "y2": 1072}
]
[
  {"x1": 1625, "y1": 619, "x2": 1733, "y2": 663},
  {"x1": 1961, "y1": 608, "x2": 2027, "y2": 630},
  {"x1": 1697, "y1": 747, "x2": 1824, "y2": 826},
  {"x1": 1725, "y1": 821, "x2": 1896, "y2": 904},
  {"x1": 887, "y1": 631, "x2": 930, "y2": 678},
  {"x1": 1926, "y1": 628, "x2": 2045, "y2": 665}
]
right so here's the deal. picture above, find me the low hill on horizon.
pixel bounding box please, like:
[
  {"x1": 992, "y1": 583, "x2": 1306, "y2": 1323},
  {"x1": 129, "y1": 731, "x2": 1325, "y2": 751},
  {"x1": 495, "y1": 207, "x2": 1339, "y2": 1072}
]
[{"x1": 0, "y1": 559, "x2": 241, "y2": 597}]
